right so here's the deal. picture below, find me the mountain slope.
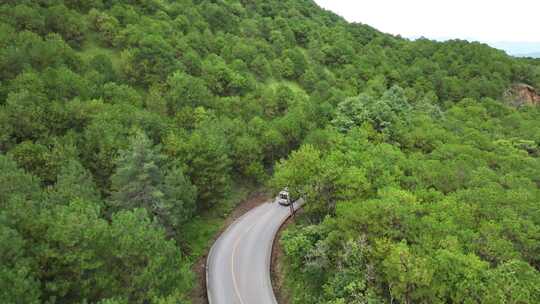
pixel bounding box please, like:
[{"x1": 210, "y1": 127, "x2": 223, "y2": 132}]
[{"x1": 0, "y1": 0, "x2": 539, "y2": 303}]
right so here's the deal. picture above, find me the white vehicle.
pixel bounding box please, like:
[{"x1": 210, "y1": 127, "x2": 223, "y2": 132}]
[{"x1": 276, "y1": 188, "x2": 292, "y2": 206}]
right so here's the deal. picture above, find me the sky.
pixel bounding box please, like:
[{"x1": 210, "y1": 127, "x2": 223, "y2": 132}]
[{"x1": 314, "y1": 0, "x2": 540, "y2": 55}]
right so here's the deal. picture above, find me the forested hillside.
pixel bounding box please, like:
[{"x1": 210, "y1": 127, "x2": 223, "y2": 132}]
[{"x1": 0, "y1": 0, "x2": 539, "y2": 303}]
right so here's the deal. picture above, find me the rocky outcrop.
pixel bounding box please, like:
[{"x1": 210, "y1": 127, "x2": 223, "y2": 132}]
[{"x1": 504, "y1": 83, "x2": 540, "y2": 107}]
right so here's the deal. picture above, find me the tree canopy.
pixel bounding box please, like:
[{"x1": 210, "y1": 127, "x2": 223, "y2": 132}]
[{"x1": 0, "y1": 0, "x2": 539, "y2": 302}]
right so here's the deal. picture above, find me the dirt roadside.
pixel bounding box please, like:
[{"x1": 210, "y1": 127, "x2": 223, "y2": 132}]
[
  {"x1": 271, "y1": 210, "x2": 301, "y2": 304},
  {"x1": 188, "y1": 190, "x2": 271, "y2": 304}
]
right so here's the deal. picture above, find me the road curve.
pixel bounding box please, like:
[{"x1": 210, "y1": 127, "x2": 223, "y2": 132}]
[{"x1": 206, "y1": 200, "x2": 302, "y2": 304}]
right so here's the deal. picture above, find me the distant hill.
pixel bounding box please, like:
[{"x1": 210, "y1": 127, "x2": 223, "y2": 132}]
[
  {"x1": 488, "y1": 41, "x2": 540, "y2": 56},
  {"x1": 516, "y1": 52, "x2": 540, "y2": 58}
]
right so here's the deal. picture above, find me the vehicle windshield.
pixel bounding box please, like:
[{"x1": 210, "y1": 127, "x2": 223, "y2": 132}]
[{"x1": 280, "y1": 193, "x2": 288, "y2": 200}]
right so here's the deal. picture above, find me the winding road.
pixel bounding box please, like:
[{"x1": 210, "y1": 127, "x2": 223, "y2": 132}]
[{"x1": 206, "y1": 199, "x2": 302, "y2": 304}]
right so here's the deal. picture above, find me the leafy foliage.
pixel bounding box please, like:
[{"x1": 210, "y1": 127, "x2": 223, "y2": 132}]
[
  {"x1": 0, "y1": 0, "x2": 539, "y2": 302},
  {"x1": 275, "y1": 99, "x2": 540, "y2": 304}
]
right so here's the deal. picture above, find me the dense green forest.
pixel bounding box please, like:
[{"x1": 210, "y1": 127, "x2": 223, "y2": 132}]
[
  {"x1": 274, "y1": 97, "x2": 540, "y2": 303},
  {"x1": 0, "y1": 0, "x2": 539, "y2": 303}
]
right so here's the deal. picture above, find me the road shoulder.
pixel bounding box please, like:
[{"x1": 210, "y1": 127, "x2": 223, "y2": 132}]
[
  {"x1": 270, "y1": 212, "x2": 299, "y2": 304},
  {"x1": 189, "y1": 190, "x2": 270, "y2": 304}
]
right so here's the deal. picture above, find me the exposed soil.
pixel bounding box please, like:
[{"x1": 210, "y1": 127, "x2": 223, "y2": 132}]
[
  {"x1": 189, "y1": 190, "x2": 270, "y2": 304},
  {"x1": 504, "y1": 83, "x2": 540, "y2": 107}
]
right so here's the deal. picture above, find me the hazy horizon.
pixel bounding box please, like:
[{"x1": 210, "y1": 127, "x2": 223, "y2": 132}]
[{"x1": 314, "y1": 0, "x2": 540, "y2": 56}]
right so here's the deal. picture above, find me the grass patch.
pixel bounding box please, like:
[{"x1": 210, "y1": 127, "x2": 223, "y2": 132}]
[
  {"x1": 182, "y1": 184, "x2": 253, "y2": 263},
  {"x1": 267, "y1": 79, "x2": 307, "y2": 95},
  {"x1": 79, "y1": 35, "x2": 122, "y2": 73},
  {"x1": 182, "y1": 216, "x2": 223, "y2": 263}
]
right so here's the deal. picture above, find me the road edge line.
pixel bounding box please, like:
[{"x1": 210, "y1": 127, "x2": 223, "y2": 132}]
[
  {"x1": 206, "y1": 202, "x2": 270, "y2": 304},
  {"x1": 267, "y1": 199, "x2": 304, "y2": 304}
]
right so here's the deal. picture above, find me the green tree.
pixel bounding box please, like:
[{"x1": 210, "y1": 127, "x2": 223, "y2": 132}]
[
  {"x1": 90, "y1": 54, "x2": 116, "y2": 83},
  {"x1": 160, "y1": 163, "x2": 197, "y2": 231},
  {"x1": 250, "y1": 54, "x2": 272, "y2": 79},
  {"x1": 101, "y1": 82, "x2": 143, "y2": 106},
  {"x1": 8, "y1": 141, "x2": 51, "y2": 184},
  {"x1": 165, "y1": 124, "x2": 232, "y2": 210},
  {"x1": 166, "y1": 71, "x2": 213, "y2": 114},
  {"x1": 111, "y1": 130, "x2": 198, "y2": 231},
  {"x1": 45, "y1": 5, "x2": 87, "y2": 47},
  {"x1": 271, "y1": 144, "x2": 327, "y2": 218},
  {"x1": 3, "y1": 90, "x2": 48, "y2": 142},
  {"x1": 232, "y1": 135, "x2": 265, "y2": 182},
  {"x1": 35, "y1": 200, "x2": 190, "y2": 303},
  {"x1": 122, "y1": 35, "x2": 178, "y2": 85},
  {"x1": 2, "y1": 4, "x2": 44, "y2": 33},
  {"x1": 110, "y1": 130, "x2": 165, "y2": 216},
  {"x1": 0, "y1": 154, "x2": 41, "y2": 207},
  {"x1": 282, "y1": 48, "x2": 307, "y2": 79},
  {"x1": 333, "y1": 86, "x2": 411, "y2": 133},
  {"x1": 0, "y1": 218, "x2": 40, "y2": 304},
  {"x1": 381, "y1": 242, "x2": 433, "y2": 304},
  {"x1": 47, "y1": 159, "x2": 100, "y2": 205},
  {"x1": 88, "y1": 9, "x2": 119, "y2": 46}
]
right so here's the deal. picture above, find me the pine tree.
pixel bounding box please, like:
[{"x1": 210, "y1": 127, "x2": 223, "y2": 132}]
[
  {"x1": 47, "y1": 159, "x2": 100, "y2": 205},
  {"x1": 110, "y1": 130, "x2": 165, "y2": 215},
  {"x1": 160, "y1": 163, "x2": 197, "y2": 231},
  {"x1": 110, "y1": 131, "x2": 198, "y2": 231}
]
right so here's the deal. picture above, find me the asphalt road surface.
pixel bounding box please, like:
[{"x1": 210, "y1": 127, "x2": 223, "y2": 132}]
[{"x1": 206, "y1": 200, "x2": 302, "y2": 304}]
